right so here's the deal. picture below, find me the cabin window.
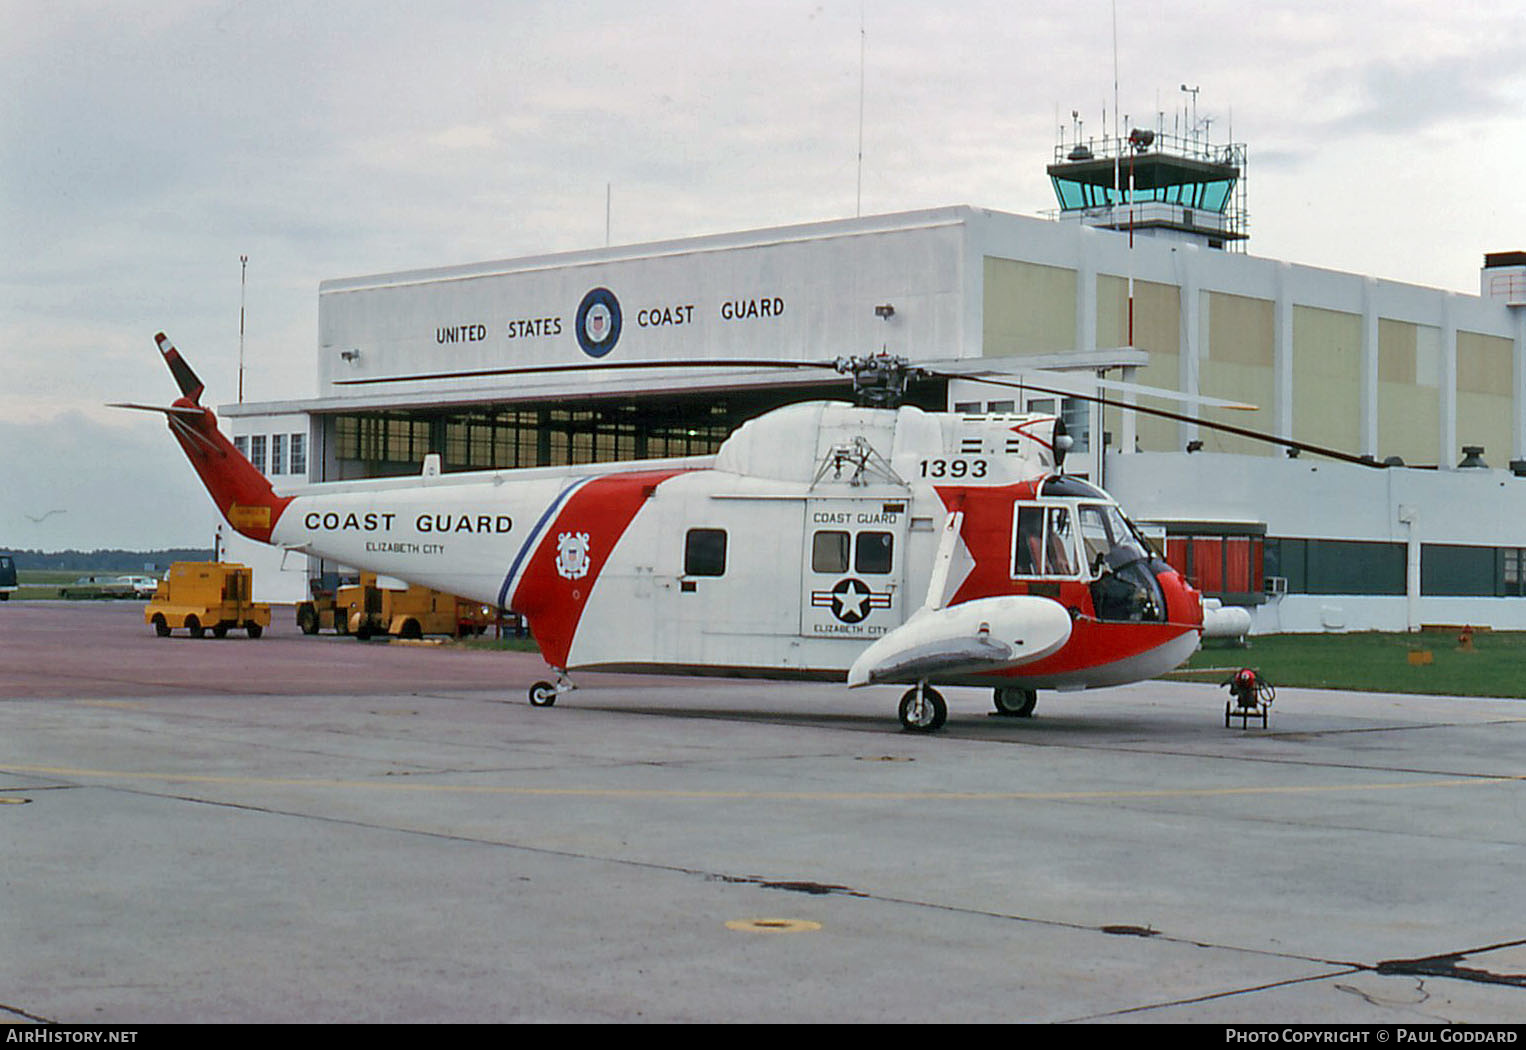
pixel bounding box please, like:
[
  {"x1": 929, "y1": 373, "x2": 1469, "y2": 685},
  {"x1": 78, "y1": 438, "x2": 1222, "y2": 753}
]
[
  {"x1": 684, "y1": 529, "x2": 727, "y2": 577},
  {"x1": 1012, "y1": 506, "x2": 1077, "y2": 577},
  {"x1": 855, "y1": 532, "x2": 894, "y2": 574},
  {"x1": 812, "y1": 531, "x2": 850, "y2": 573}
]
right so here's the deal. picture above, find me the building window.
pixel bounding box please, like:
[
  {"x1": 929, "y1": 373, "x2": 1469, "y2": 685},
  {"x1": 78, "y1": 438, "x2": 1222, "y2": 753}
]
[
  {"x1": 684, "y1": 529, "x2": 727, "y2": 576},
  {"x1": 1505, "y1": 549, "x2": 1526, "y2": 597},
  {"x1": 1263, "y1": 538, "x2": 1404, "y2": 596},
  {"x1": 289, "y1": 433, "x2": 306, "y2": 476},
  {"x1": 270, "y1": 433, "x2": 286, "y2": 475},
  {"x1": 234, "y1": 436, "x2": 249, "y2": 460},
  {"x1": 249, "y1": 435, "x2": 266, "y2": 475},
  {"x1": 1421, "y1": 545, "x2": 1526, "y2": 597}
]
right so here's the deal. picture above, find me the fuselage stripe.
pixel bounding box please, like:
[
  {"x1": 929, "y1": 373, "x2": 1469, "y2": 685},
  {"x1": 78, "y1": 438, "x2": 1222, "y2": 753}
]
[{"x1": 498, "y1": 475, "x2": 595, "y2": 610}]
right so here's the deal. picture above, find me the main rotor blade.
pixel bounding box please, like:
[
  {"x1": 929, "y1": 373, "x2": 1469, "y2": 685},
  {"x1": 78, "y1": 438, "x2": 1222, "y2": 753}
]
[
  {"x1": 936, "y1": 365, "x2": 1257, "y2": 411},
  {"x1": 943, "y1": 372, "x2": 1382, "y2": 468},
  {"x1": 333, "y1": 358, "x2": 843, "y2": 387},
  {"x1": 1091, "y1": 376, "x2": 1256, "y2": 411}
]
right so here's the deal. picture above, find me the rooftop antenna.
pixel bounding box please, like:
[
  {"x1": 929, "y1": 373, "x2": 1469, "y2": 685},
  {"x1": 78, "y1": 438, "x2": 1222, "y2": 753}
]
[
  {"x1": 238, "y1": 254, "x2": 248, "y2": 403},
  {"x1": 1181, "y1": 83, "x2": 1200, "y2": 150},
  {"x1": 1111, "y1": 0, "x2": 1120, "y2": 211},
  {"x1": 856, "y1": 2, "x2": 865, "y2": 217}
]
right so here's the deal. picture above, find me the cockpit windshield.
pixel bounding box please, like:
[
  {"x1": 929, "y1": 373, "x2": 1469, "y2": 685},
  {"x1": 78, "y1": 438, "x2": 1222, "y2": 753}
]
[
  {"x1": 1078, "y1": 503, "x2": 1149, "y2": 575},
  {"x1": 1078, "y1": 502, "x2": 1165, "y2": 622}
]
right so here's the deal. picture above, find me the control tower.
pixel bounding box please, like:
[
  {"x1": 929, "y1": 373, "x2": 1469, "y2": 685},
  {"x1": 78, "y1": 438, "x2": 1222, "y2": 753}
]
[{"x1": 1047, "y1": 122, "x2": 1247, "y2": 251}]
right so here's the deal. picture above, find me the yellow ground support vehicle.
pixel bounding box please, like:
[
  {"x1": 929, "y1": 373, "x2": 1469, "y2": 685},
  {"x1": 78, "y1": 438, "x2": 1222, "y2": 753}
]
[
  {"x1": 146, "y1": 562, "x2": 271, "y2": 639},
  {"x1": 295, "y1": 577, "x2": 349, "y2": 636},
  {"x1": 334, "y1": 573, "x2": 494, "y2": 640}
]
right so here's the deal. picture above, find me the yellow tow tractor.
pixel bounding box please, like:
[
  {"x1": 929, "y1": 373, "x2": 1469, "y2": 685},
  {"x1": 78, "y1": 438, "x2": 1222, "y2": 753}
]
[
  {"x1": 146, "y1": 562, "x2": 271, "y2": 639},
  {"x1": 335, "y1": 573, "x2": 494, "y2": 640}
]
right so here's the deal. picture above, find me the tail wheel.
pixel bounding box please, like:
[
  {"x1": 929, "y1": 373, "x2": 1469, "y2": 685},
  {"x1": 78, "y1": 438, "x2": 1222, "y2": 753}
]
[
  {"x1": 993, "y1": 687, "x2": 1038, "y2": 718},
  {"x1": 898, "y1": 685, "x2": 947, "y2": 733},
  {"x1": 528, "y1": 681, "x2": 558, "y2": 707}
]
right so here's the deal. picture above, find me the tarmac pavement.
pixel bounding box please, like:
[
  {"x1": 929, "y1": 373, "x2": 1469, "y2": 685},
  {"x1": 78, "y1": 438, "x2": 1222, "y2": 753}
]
[{"x1": 3, "y1": 602, "x2": 1526, "y2": 1023}]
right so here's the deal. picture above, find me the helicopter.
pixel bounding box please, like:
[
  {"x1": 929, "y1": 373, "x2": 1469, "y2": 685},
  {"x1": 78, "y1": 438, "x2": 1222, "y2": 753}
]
[{"x1": 119, "y1": 333, "x2": 1353, "y2": 732}]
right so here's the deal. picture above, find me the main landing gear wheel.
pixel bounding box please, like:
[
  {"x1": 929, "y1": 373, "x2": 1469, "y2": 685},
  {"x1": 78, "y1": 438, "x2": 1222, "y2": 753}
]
[
  {"x1": 898, "y1": 685, "x2": 947, "y2": 733},
  {"x1": 993, "y1": 687, "x2": 1038, "y2": 718}
]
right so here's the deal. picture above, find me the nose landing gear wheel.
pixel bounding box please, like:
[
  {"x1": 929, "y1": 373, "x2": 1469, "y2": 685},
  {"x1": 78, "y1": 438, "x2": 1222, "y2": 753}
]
[{"x1": 898, "y1": 685, "x2": 947, "y2": 733}]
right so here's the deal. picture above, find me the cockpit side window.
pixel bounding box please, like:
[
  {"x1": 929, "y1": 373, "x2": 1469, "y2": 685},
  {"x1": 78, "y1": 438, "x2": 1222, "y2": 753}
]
[{"x1": 1012, "y1": 505, "x2": 1078, "y2": 578}]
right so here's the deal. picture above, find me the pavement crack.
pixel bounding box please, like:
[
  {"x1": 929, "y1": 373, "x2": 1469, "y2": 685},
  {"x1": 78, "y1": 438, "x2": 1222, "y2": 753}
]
[
  {"x1": 712, "y1": 874, "x2": 867, "y2": 897},
  {"x1": 1377, "y1": 941, "x2": 1526, "y2": 988},
  {"x1": 0, "y1": 1000, "x2": 55, "y2": 1024}
]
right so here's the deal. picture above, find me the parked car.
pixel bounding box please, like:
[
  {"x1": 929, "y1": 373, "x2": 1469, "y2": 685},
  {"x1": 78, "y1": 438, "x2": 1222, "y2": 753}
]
[
  {"x1": 116, "y1": 575, "x2": 160, "y2": 599},
  {"x1": 59, "y1": 575, "x2": 137, "y2": 600}
]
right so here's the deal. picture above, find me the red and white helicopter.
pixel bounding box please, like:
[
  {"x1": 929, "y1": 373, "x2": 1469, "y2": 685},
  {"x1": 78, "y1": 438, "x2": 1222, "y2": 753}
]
[{"x1": 121, "y1": 334, "x2": 1316, "y2": 732}]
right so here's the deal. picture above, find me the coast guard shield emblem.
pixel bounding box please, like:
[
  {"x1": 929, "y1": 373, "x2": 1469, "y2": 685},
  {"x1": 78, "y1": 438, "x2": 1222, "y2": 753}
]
[
  {"x1": 555, "y1": 531, "x2": 592, "y2": 580},
  {"x1": 575, "y1": 287, "x2": 622, "y2": 358}
]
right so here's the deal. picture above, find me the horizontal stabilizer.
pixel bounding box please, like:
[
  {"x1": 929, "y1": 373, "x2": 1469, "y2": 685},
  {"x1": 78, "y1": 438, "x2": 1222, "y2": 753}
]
[
  {"x1": 847, "y1": 596, "x2": 1073, "y2": 687},
  {"x1": 107, "y1": 401, "x2": 207, "y2": 419}
]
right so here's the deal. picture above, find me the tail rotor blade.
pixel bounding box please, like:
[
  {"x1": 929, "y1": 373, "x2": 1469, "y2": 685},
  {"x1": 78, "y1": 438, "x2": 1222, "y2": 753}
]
[{"x1": 154, "y1": 332, "x2": 205, "y2": 403}]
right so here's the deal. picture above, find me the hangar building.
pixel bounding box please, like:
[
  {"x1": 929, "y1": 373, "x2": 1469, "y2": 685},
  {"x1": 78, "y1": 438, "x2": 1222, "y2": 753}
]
[{"x1": 223, "y1": 131, "x2": 1526, "y2": 634}]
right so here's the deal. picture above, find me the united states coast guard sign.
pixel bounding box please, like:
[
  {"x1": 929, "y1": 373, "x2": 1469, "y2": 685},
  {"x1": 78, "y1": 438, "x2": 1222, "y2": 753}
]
[{"x1": 575, "y1": 287, "x2": 622, "y2": 358}]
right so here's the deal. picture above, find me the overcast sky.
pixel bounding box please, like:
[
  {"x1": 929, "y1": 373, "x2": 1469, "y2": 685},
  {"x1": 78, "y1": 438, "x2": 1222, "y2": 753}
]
[{"x1": 3, "y1": 0, "x2": 1523, "y2": 550}]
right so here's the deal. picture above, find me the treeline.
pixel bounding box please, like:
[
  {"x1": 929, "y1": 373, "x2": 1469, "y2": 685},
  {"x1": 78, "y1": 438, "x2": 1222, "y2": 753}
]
[{"x1": 3, "y1": 549, "x2": 214, "y2": 572}]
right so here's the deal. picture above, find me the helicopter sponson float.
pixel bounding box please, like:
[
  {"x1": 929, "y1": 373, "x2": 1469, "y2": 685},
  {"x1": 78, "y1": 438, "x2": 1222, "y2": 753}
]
[{"x1": 119, "y1": 335, "x2": 1205, "y2": 732}]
